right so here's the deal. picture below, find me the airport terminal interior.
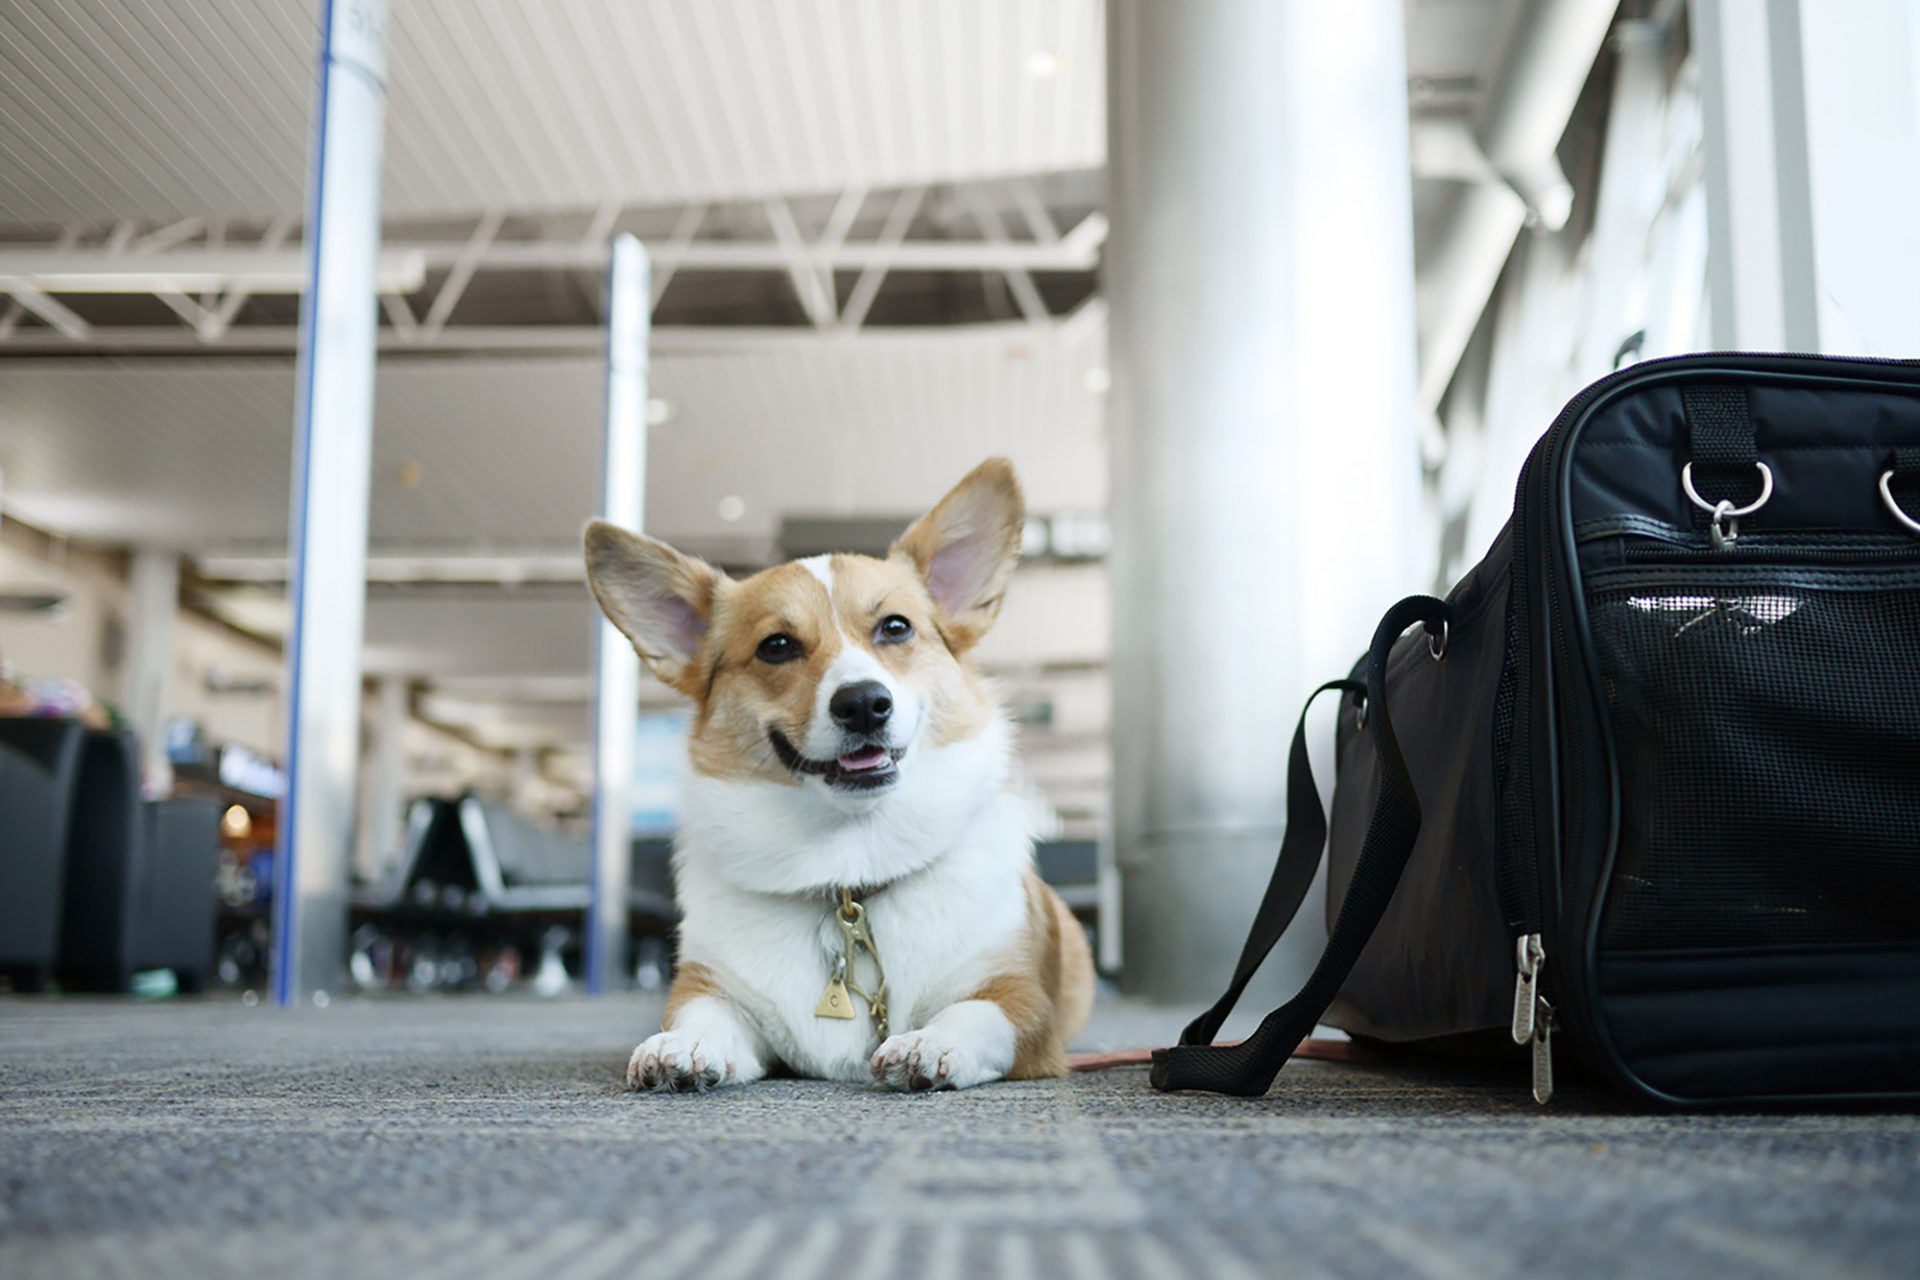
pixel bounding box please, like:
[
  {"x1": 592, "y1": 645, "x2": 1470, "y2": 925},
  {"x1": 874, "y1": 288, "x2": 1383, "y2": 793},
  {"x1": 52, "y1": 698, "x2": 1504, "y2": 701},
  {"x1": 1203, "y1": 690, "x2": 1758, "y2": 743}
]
[{"x1": 2, "y1": 1, "x2": 1918, "y2": 1276}]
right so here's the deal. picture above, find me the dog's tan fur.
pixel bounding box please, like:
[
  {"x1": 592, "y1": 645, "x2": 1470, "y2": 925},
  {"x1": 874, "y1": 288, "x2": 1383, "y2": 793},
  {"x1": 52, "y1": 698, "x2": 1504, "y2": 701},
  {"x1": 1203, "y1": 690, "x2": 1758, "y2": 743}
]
[
  {"x1": 661, "y1": 961, "x2": 727, "y2": 1027},
  {"x1": 969, "y1": 871, "x2": 1097, "y2": 1078}
]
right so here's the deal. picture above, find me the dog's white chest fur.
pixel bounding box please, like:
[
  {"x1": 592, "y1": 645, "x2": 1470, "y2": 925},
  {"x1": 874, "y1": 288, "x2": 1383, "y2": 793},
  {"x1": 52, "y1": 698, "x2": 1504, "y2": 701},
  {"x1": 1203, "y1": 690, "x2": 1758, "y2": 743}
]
[{"x1": 672, "y1": 739, "x2": 1033, "y2": 1082}]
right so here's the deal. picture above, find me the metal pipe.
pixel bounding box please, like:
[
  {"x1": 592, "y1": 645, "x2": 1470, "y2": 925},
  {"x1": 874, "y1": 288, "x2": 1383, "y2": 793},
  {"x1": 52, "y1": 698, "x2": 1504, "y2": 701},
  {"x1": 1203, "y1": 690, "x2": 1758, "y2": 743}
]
[
  {"x1": 272, "y1": 0, "x2": 389, "y2": 1008},
  {"x1": 585, "y1": 234, "x2": 648, "y2": 996},
  {"x1": 1417, "y1": 0, "x2": 1620, "y2": 412},
  {"x1": 0, "y1": 320, "x2": 1083, "y2": 355},
  {"x1": 0, "y1": 215, "x2": 1104, "y2": 290}
]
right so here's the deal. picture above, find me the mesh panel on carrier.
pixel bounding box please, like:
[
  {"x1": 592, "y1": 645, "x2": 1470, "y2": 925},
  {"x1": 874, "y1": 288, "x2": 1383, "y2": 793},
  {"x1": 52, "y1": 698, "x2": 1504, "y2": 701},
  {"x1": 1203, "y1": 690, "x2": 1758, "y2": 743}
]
[{"x1": 1588, "y1": 570, "x2": 1920, "y2": 951}]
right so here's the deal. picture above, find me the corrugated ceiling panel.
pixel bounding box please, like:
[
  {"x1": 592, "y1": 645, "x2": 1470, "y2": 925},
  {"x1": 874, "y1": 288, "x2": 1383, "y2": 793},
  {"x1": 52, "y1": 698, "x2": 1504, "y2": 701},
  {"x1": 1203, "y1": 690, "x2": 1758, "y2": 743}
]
[{"x1": 0, "y1": 0, "x2": 1105, "y2": 227}]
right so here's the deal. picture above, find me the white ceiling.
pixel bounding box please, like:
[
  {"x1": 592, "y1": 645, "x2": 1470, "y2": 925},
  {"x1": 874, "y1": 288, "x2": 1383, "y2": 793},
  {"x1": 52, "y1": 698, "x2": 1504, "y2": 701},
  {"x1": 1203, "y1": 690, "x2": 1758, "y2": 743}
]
[
  {"x1": 0, "y1": 0, "x2": 1105, "y2": 228},
  {"x1": 0, "y1": 323, "x2": 1107, "y2": 554},
  {"x1": 0, "y1": 0, "x2": 1516, "y2": 231}
]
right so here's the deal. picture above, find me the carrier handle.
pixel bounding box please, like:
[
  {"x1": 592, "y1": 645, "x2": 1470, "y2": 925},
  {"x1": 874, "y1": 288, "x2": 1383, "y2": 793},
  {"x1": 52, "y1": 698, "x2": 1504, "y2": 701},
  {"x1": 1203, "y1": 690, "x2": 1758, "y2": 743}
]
[
  {"x1": 1151, "y1": 593, "x2": 1453, "y2": 1097},
  {"x1": 1681, "y1": 383, "x2": 1767, "y2": 518}
]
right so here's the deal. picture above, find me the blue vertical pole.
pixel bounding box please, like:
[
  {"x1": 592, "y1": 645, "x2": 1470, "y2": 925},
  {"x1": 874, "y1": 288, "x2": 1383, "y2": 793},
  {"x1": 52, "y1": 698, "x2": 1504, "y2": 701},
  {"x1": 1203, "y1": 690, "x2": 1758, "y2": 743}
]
[
  {"x1": 273, "y1": 0, "x2": 388, "y2": 1007},
  {"x1": 586, "y1": 234, "x2": 649, "y2": 995}
]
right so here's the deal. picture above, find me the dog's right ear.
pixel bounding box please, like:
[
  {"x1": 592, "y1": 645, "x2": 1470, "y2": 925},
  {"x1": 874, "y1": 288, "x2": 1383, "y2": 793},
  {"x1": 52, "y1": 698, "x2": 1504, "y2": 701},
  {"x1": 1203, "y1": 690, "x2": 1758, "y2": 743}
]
[{"x1": 583, "y1": 521, "x2": 724, "y2": 692}]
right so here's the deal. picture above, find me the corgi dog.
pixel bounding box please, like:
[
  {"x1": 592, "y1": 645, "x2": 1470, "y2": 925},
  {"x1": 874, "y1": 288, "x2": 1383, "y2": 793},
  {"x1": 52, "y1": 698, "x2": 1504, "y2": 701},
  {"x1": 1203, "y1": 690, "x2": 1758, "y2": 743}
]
[{"x1": 584, "y1": 458, "x2": 1094, "y2": 1091}]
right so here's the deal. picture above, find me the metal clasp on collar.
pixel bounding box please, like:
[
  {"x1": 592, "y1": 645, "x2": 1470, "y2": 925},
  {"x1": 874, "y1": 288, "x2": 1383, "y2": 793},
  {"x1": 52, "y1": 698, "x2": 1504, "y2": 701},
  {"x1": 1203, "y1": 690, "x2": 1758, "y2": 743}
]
[{"x1": 815, "y1": 888, "x2": 888, "y2": 1042}]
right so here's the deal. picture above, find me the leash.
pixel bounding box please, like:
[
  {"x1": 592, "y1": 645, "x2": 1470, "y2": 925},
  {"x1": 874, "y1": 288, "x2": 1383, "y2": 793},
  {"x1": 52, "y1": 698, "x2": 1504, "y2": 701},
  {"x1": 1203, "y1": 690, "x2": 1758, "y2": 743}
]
[{"x1": 1069, "y1": 1038, "x2": 1372, "y2": 1073}]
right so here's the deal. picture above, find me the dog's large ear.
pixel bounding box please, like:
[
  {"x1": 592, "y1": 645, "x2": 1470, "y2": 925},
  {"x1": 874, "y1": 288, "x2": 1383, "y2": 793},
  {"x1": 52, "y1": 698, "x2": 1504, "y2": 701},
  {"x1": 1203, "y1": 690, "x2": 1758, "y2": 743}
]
[
  {"x1": 583, "y1": 521, "x2": 724, "y2": 693},
  {"x1": 891, "y1": 457, "x2": 1025, "y2": 653}
]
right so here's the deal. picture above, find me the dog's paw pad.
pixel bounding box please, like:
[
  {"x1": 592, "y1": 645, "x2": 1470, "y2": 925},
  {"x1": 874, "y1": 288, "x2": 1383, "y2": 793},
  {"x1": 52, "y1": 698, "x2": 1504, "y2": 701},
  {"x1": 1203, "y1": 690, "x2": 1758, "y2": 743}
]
[{"x1": 627, "y1": 1031, "x2": 733, "y2": 1092}]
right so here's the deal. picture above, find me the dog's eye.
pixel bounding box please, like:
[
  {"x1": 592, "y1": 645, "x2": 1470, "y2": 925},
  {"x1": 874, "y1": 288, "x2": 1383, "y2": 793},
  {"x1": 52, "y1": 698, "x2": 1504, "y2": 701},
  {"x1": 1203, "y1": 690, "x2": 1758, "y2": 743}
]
[
  {"x1": 875, "y1": 615, "x2": 914, "y2": 644},
  {"x1": 756, "y1": 633, "x2": 801, "y2": 664}
]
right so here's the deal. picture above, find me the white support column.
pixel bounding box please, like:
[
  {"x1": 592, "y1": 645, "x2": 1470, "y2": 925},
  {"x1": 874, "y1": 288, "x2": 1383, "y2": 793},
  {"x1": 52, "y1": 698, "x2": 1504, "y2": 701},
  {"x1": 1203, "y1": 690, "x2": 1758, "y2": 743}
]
[
  {"x1": 586, "y1": 234, "x2": 649, "y2": 996},
  {"x1": 122, "y1": 548, "x2": 180, "y2": 794},
  {"x1": 510, "y1": 747, "x2": 539, "y2": 811},
  {"x1": 355, "y1": 675, "x2": 408, "y2": 883},
  {"x1": 273, "y1": 0, "x2": 389, "y2": 1008},
  {"x1": 1789, "y1": 0, "x2": 1920, "y2": 355},
  {"x1": 1107, "y1": 0, "x2": 1421, "y2": 1002},
  {"x1": 1697, "y1": 0, "x2": 1920, "y2": 355},
  {"x1": 1694, "y1": 0, "x2": 1796, "y2": 350}
]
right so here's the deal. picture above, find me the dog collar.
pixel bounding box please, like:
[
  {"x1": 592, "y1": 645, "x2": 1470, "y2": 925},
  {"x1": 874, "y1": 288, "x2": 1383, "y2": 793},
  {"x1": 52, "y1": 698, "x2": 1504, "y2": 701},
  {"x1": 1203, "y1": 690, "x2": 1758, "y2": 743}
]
[{"x1": 814, "y1": 887, "x2": 889, "y2": 1041}]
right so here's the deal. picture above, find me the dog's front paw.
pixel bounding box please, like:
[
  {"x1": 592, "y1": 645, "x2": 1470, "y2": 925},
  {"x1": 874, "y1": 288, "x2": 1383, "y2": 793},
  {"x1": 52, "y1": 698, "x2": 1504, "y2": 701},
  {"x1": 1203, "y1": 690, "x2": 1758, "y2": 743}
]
[
  {"x1": 870, "y1": 1027, "x2": 998, "y2": 1092},
  {"x1": 627, "y1": 1030, "x2": 740, "y2": 1092}
]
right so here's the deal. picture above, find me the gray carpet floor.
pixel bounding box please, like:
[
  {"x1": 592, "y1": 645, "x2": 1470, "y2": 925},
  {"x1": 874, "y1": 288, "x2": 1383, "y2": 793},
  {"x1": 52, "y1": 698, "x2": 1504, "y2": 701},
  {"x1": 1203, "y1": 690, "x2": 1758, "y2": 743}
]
[{"x1": 1, "y1": 993, "x2": 1915, "y2": 1279}]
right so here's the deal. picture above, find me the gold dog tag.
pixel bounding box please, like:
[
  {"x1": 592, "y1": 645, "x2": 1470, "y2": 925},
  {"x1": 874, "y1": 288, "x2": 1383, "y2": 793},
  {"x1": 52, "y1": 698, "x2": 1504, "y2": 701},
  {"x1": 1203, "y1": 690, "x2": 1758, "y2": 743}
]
[{"x1": 815, "y1": 959, "x2": 856, "y2": 1020}]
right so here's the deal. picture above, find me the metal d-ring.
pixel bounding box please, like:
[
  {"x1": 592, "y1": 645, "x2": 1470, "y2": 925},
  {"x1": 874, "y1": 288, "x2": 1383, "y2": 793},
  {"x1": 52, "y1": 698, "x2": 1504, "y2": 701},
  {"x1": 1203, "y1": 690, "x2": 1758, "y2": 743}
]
[
  {"x1": 1879, "y1": 470, "x2": 1920, "y2": 536},
  {"x1": 1682, "y1": 460, "x2": 1773, "y2": 550},
  {"x1": 1682, "y1": 460, "x2": 1773, "y2": 519},
  {"x1": 1427, "y1": 619, "x2": 1449, "y2": 661}
]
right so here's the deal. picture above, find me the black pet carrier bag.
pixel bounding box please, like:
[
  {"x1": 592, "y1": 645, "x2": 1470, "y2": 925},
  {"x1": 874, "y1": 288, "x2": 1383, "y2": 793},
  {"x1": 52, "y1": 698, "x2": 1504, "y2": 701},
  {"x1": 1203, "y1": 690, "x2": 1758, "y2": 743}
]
[{"x1": 1154, "y1": 352, "x2": 1920, "y2": 1106}]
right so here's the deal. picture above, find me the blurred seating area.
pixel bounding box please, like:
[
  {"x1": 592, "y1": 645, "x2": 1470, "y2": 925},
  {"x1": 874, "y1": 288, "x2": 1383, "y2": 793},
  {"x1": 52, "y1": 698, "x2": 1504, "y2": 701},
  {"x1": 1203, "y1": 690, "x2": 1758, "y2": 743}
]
[{"x1": 1, "y1": 674, "x2": 1106, "y2": 999}]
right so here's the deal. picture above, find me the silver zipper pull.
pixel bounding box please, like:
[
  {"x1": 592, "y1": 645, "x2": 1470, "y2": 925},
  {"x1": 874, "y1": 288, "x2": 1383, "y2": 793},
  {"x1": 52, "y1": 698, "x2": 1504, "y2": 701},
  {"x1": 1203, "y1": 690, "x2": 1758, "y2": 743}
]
[
  {"x1": 1531, "y1": 997, "x2": 1556, "y2": 1105},
  {"x1": 1510, "y1": 933, "x2": 1545, "y2": 1045}
]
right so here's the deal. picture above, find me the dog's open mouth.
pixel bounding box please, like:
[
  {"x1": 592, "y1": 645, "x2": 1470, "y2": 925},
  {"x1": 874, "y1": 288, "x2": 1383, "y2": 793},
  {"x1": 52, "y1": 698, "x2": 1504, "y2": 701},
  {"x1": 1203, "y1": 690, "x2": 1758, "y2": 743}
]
[{"x1": 769, "y1": 729, "x2": 905, "y2": 791}]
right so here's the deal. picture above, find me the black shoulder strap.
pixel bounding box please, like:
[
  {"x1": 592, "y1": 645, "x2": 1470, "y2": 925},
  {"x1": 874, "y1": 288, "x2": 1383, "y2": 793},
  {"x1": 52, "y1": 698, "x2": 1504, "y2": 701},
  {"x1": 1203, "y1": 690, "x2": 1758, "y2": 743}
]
[
  {"x1": 1173, "y1": 677, "x2": 1365, "y2": 1052},
  {"x1": 1151, "y1": 594, "x2": 1452, "y2": 1097}
]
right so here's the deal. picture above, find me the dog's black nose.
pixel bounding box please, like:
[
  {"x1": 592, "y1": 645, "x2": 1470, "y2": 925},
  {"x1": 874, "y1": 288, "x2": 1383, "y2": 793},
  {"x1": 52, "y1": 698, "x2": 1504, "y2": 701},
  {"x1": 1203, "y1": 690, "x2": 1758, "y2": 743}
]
[{"x1": 829, "y1": 680, "x2": 893, "y2": 735}]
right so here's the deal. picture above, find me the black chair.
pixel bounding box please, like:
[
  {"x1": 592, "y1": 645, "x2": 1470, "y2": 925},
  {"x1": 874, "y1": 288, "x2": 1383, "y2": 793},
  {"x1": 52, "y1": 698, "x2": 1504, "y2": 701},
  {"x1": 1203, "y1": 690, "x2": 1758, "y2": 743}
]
[
  {"x1": 458, "y1": 795, "x2": 593, "y2": 911},
  {"x1": 0, "y1": 718, "x2": 84, "y2": 990},
  {"x1": 458, "y1": 796, "x2": 681, "y2": 922},
  {"x1": 351, "y1": 796, "x2": 477, "y2": 912},
  {"x1": 55, "y1": 731, "x2": 219, "y2": 992},
  {"x1": 128, "y1": 798, "x2": 220, "y2": 992},
  {"x1": 1035, "y1": 838, "x2": 1100, "y2": 910},
  {"x1": 630, "y1": 837, "x2": 676, "y2": 923}
]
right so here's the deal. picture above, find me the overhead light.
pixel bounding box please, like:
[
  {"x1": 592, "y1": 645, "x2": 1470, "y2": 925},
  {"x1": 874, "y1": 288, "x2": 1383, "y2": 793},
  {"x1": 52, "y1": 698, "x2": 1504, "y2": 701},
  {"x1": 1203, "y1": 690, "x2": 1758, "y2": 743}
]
[
  {"x1": 0, "y1": 248, "x2": 428, "y2": 296},
  {"x1": 1025, "y1": 50, "x2": 1063, "y2": 79},
  {"x1": 196, "y1": 554, "x2": 584, "y2": 586},
  {"x1": 717, "y1": 495, "x2": 746, "y2": 523},
  {"x1": 1083, "y1": 366, "x2": 1111, "y2": 395},
  {"x1": 222, "y1": 804, "x2": 253, "y2": 839}
]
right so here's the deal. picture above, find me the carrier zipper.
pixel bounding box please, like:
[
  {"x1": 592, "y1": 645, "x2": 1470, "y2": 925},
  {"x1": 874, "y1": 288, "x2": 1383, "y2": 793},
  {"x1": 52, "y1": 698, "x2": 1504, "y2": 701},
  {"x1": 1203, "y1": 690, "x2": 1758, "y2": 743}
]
[
  {"x1": 1510, "y1": 932, "x2": 1544, "y2": 1042},
  {"x1": 1615, "y1": 535, "x2": 1920, "y2": 565},
  {"x1": 1500, "y1": 451, "x2": 1558, "y2": 1107},
  {"x1": 1509, "y1": 932, "x2": 1554, "y2": 1104},
  {"x1": 1532, "y1": 998, "x2": 1556, "y2": 1105}
]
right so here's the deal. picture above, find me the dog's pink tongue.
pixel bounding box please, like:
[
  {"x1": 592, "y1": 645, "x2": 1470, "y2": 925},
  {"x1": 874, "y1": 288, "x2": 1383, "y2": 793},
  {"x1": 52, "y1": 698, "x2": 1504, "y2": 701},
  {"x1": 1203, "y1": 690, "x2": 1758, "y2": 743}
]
[{"x1": 837, "y1": 746, "x2": 891, "y2": 772}]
